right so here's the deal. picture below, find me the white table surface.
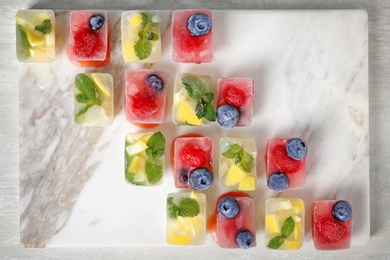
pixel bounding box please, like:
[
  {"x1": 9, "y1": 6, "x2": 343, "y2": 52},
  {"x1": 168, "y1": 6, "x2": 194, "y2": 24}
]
[{"x1": 1, "y1": 0, "x2": 389, "y2": 259}]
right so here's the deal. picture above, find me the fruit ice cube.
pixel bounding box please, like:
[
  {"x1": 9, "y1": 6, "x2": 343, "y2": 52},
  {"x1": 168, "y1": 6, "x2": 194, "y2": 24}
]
[
  {"x1": 217, "y1": 195, "x2": 256, "y2": 248},
  {"x1": 167, "y1": 192, "x2": 206, "y2": 245},
  {"x1": 125, "y1": 69, "x2": 169, "y2": 126},
  {"x1": 74, "y1": 73, "x2": 114, "y2": 127},
  {"x1": 173, "y1": 73, "x2": 215, "y2": 126},
  {"x1": 125, "y1": 131, "x2": 165, "y2": 186},
  {"x1": 16, "y1": 9, "x2": 55, "y2": 63},
  {"x1": 312, "y1": 200, "x2": 352, "y2": 250},
  {"x1": 219, "y1": 137, "x2": 257, "y2": 191},
  {"x1": 265, "y1": 138, "x2": 307, "y2": 191},
  {"x1": 217, "y1": 78, "x2": 254, "y2": 128},
  {"x1": 172, "y1": 10, "x2": 213, "y2": 63},
  {"x1": 265, "y1": 198, "x2": 305, "y2": 250},
  {"x1": 173, "y1": 136, "x2": 213, "y2": 190},
  {"x1": 121, "y1": 11, "x2": 161, "y2": 63},
  {"x1": 69, "y1": 10, "x2": 109, "y2": 66}
]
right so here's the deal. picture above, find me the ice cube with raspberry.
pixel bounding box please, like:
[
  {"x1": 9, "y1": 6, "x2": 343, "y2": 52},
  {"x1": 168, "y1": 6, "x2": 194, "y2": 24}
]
[{"x1": 312, "y1": 200, "x2": 352, "y2": 250}]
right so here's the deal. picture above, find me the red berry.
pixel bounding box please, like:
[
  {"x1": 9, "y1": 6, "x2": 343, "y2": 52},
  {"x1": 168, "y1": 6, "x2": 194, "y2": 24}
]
[
  {"x1": 224, "y1": 86, "x2": 246, "y2": 108},
  {"x1": 271, "y1": 145, "x2": 303, "y2": 173},
  {"x1": 73, "y1": 28, "x2": 104, "y2": 58},
  {"x1": 131, "y1": 92, "x2": 158, "y2": 118},
  {"x1": 180, "y1": 145, "x2": 206, "y2": 167},
  {"x1": 318, "y1": 218, "x2": 347, "y2": 242}
]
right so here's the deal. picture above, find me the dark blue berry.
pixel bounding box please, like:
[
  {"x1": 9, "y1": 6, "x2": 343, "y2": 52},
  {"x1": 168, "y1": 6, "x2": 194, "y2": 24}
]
[
  {"x1": 332, "y1": 200, "x2": 352, "y2": 222},
  {"x1": 216, "y1": 104, "x2": 239, "y2": 128},
  {"x1": 218, "y1": 197, "x2": 239, "y2": 219},
  {"x1": 187, "y1": 13, "x2": 212, "y2": 36},
  {"x1": 89, "y1": 14, "x2": 105, "y2": 31},
  {"x1": 286, "y1": 138, "x2": 307, "y2": 160},
  {"x1": 267, "y1": 172, "x2": 289, "y2": 192},
  {"x1": 179, "y1": 169, "x2": 189, "y2": 184},
  {"x1": 189, "y1": 167, "x2": 213, "y2": 190},
  {"x1": 235, "y1": 229, "x2": 255, "y2": 249},
  {"x1": 146, "y1": 74, "x2": 164, "y2": 92}
]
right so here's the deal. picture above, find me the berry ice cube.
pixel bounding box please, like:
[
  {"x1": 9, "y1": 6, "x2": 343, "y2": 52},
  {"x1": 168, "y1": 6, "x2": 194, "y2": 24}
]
[
  {"x1": 121, "y1": 11, "x2": 161, "y2": 62},
  {"x1": 16, "y1": 9, "x2": 55, "y2": 63},
  {"x1": 125, "y1": 131, "x2": 165, "y2": 186},
  {"x1": 166, "y1": 192, "x2": 206, "y2": 245},
  {"x1": 312, "y1": 200, "x2": 352, "y2": 250},
  {"x1": 125, "y1": 69, "x2": 169, "y2": 127},
  {"x1": 74, "y1": 73, "x2": 114, "y2": 127},
  {"x1": 265, "y1": 198, "x2": 305, "y2": 250},
  {"x1": 265, "y1": 138, "x2": 307, "y2": 191},
  {"x1": 173, "y1": 73, "x2": 216, "y2": 126},
  {"x1": 172, "y1": 10, "x2": 213, "y2": 63},
  {"x1": 68, "y1": 10, "x2": 110, "y2": 67},
  {"x1": 217, "y1": 194, "x2": 256, "y2": 248},
  {"x1": 173, "y1": 136, "x2": 213, "y2": 190},
  {"x1": 219, "y1": 137, "x2": 257, "y2": 191},
  {"x1": 216, "y1": 78, "x2": 254, "y2": 128}
]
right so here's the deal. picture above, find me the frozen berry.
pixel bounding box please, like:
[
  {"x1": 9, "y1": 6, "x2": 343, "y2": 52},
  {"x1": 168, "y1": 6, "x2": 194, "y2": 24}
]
[
  {"x1": 180, "y1": 145, "x2": 206, "y2": 168},
  {"x1": 187, "y1": 13, "x2": 212, "y2": 36},
  {"x1": 179, "y1": 169, "x2": 189, "y2": 184},
  {"x1": 224, "y1": 86, "x2": 246, "y2": 108},
  {"x1": 235, "y1": 229, "x2": 255, "y2": 249},
  {"x1": 216, "y1": 104, "x2": 239, "y2": 128},
  {"x1": 89, "y1": 14, "x2": 105, "y2": 31},
  {"x1": 189, "y1": 167, "x2": 213, "y2": 190},
  {"x1": 267, "y1": 172, "x2": 290, "y2": 192},
  {"x1": 318, "y1": 218, "x2": 347, "y2": 242},
  {"x1": 146, "y1": 74, "x2": 164, "y2": 92},
  {"x1": 332, "y1": 201, "x2": 352, "y2": 222},
  {"x1": 218, "y1": 197, "x2": 239, "y2": 219},
  {"x1": 73, "y1": 28, "x2": 104, "y2": 58},
  {"x1": 272, "y1": 145, "x2": 303, "y2": 173},
  {"x1": 130, "y1": 92, "x2": 158, "y2": 118},
  {"x1": 286, "y1": 138, "x2": 307, "y2": 160}
]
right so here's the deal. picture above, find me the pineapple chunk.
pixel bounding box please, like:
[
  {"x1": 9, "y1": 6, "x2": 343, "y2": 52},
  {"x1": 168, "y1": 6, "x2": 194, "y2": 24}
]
[
  {"x1": 239, "y1": 176, "x2": 256, "y2": 191},
  {"x1": 225, "y1": 164, "x2": 246, "y2": 186}
]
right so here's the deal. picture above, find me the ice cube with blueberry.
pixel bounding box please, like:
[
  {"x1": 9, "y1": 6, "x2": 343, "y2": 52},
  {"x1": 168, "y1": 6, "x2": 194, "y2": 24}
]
[
  {"x1": 312, "y1": 200, "x2": 352, "y2": 250},
  {"x1": 265, "y1": 138, "x2": 307, "y2": 191}
]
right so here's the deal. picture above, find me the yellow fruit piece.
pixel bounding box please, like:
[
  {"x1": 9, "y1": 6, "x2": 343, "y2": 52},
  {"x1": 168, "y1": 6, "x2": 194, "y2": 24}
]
[
  {"x1": 275, "y1": 200, "x2": 293, "y2": 211},
  {"x1": 190, "y1": 191, "x2": 199, "y2": 199},
  {"x1": 178, "y1": 100, "x2": 203, "y2": 125},
  {"x1": 91, "y1": 73, "x2": 111, "y2": 96},
  {"x1": 126, "y1": 140, "x2": 148, "y2": 156},
  {"x1": 27, "y1": 29, "x2": 46, "y2": 47},
  {"x1": 29, "y1": 46, "x2": 47, "y2": 61},
  {"x1": 291, "y1": 200, "x2": 304, "y2": 214},
  {"x1": 128, "y1": 14, "x2": 142, "y2": 27},
  {"x1": 167, "y1": 233, "x2": 191, "y2": 245},
  {"x1": 292, "y1": 222, "x2": 303, "y2": 240},
  {"x1": 127, "y1": 155, "x2": 145, "y2": 174},
  {"x1": 224, "y1": 164, "x2": 246, "y2": 187},
  {"x1": 266, "y1": 215, "x2": 281, "y2": 233},
  {"x1": 284, "y1": 240, "x2": 302, "y2": 250},
  {"x1": 178, "y1": 216, "x2": 205, "y2": 238},
  {"x1": 123, "y1": 40, "x2": 137, "y2": 61},
  {"x1": 239, "y1": 176, "x2": 256, "y2": 191}
]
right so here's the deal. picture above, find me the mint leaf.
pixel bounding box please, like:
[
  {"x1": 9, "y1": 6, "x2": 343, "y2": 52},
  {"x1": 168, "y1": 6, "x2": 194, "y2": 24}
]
[
  {"x1": 16, "y1": 25, "x2": 31, "y2": 58},
  {"x1": 145, "y1": 157, "x2": 163, "y2": 184},
  {"x1": 145, "y1": 131, "x2": 165, "y2": 159},
  {"x1": 35, "y1": 19, "x2": 52, "y2": 34},
  {"x1": 240, "y1": 150, "x2": 254, "y2": 172},
  {"x1": 222, "y1": 144, "x2": 243, "y2": 159},
  {"x1": 204, "y1": 102, "x2": 216, "y2": 121},
  {"x1": 134, "y1": 12, "x2": 158, "y2": 60},
  {"x1": 222, "y1": 144, "x2": 254, "y2": 172},
  {"x1": 167, "y1": 197, "x2": 179, "y2": 219},
  {"x1": 281, "y1": 216, "x2": 295, "y2": 237},
  {"x1": 146, "y1": 31, "x2": 159, "y2": 41},
  {"x1": 75, "y1": 104, "x2": 92, "y2": 117},
  {"x1": 177, "y1": 198, "x2": 200, "y2": 217},
  {"x1": 75, "y1": 74, "x2": 102, "y2": 105},
  {"x1": 267, "y1": 235, "x2": 284, "y2": 249},
  {"x1": 182, "y1": 76, "x2": 206, "y2": 99},
  {"x1": 134, "y1": 39, "x2": 152, "y2": 60}
]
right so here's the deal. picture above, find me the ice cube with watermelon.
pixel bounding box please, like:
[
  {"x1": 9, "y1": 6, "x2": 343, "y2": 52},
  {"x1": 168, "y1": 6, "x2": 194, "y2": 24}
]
[
  {"x1": 172, "y1": 10, "x2": 213, "y2": 63},
  {"x1": 125, "y1": 69, "x2": 169, "y2": 127}
]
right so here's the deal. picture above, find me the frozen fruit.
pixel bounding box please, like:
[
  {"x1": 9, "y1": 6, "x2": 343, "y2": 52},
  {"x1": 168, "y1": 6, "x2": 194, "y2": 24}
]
[
  {"x1": 187, "y1": 13, "x2": 212, "y2": 36},
  {"x1": 218, "y1": 197, "x2": 239, "y2": 219},
  {"x1": 180, "y1": 145, "x2": 206, "y2": 168},
  {"x1": 189, "y1": 167, "x2": 213, "y2": 190},
  {"x1": 332, "y1": 201, "x2": 352, "y2": 222},
  {"x1": 235, "y1": 230, "x2": 255, "y2": 249},
  {"x1": 286, "y1": 138, "x2": 307, "y2": 160},
  {"x1": 89, "y1": 14, "x2": 105, "y2": 31},
  {"x1": 267, "y1": 172, "x2": 290, "y2": 192},
  {"x1": 216, "y1": 104, "x2": 239, "y2": 128},
  {"x1": 146, "y1": 74, "x2": 164, "y2": 92}
]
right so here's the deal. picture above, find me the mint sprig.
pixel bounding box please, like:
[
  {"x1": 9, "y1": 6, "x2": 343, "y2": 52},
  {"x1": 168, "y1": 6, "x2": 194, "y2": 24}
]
[
  {"x1": 167, "y1": 197, "x2": 200, "y2": 219},
  {"x1": 267, "y1": 217, "x2": 295, "y2": 249},
  {"x1": 16, "y1": 25, "x2": 31, "y2": 58},
  {"x1": 145, "y1": 157, "x2": 163, "y2": 184},
  {"x1": 75, "y1": 73, "x2": 102, "y2": 117},
  {"x1": 134, "y1": 12, "x2": 159, "y2": 60},
  {"x1": 145, "y1": 131, "x2": 165, "y2": 159},
  {"x1": 35, "y1": 19, "x2": 52, "y2": 35},
  {"x1": 222, "y1": 144, "x2": 254, "y2": 172}
]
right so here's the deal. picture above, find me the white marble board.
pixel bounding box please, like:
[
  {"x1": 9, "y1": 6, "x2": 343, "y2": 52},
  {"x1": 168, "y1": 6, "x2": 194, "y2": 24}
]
[{"x1": 19, "y1": 10, "x2": 369, "y2": 247}]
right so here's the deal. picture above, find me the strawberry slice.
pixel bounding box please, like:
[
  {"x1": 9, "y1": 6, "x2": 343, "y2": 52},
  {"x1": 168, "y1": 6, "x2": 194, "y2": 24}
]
[
  {"x1": 271, "y1": 145, "x2": 303, "y2": 173},
  {"x1": 131, "y1": 92, "x2": 158, "y2": 118},
  {"x1": 180, "y1": 145, "x2": 206, "y2": 167},
  {"x1": 318, "y1": 218, "x2": 347, "y2": 243},
  {"x1": 224, "y1": 85, "x2": 246, "y2": 108}
]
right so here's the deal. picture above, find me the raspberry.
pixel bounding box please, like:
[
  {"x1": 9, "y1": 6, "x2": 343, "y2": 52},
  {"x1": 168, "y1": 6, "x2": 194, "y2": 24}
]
[
  {"x1": 180, "y1": 145, "x2": 206, "y2": 167},
  {"x1": 224, "y1": 86, "x2": 246, "y2": 108},
  {"x1": 131, "y1": 92, "x2": 158, "y2": 118},
  {"x1": 271, "y1": 145, "x2": 303, "y2": 173},
  {"x1": 318, "y1": 219, "x2": 346, "y2": 242},
  {"x1": 73, "y1": 28, "x2": 104, "y2": 58}
]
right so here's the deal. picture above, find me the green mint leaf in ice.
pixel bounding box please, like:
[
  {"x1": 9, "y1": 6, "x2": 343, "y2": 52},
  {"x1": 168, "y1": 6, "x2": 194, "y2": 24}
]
[
  {"x1": 177, "y1": 198, "x2": 200, "y2": 218},
  {"x1": 145, "y1": 131, "x2": 165, "y2": 159},
  {"x1": 222, "y1": 144, "x2": 254, "y2": 172},
  {"x1": 16, "y1": 25, "x2": 31, "y2": 58},
  {"x1": 134, "y1": 39, "x2": 152, "y2": 60},
  {"x1": 240, "y1": 150, "x2": 254, "y2": 172},
  {"x1": 167, "y1": 197, "x2": 179, "y2": 219},
  {"x1": 75, "y1": 104, "x2": 92, "y2": 117},
  {"x1": 281, "y1": 216, "x2": 295, "y2": 237},
  {"x1": 267, "y1": 235, "x2": 285, "y2": 249},
  {"x1": 74, "y1": 73, "x2": 102, "y2": 117},
  {"x1": 195, "y1": 100, "x2": 206, "y2": 119},
  {"x1": 134, "y1": 12, "x2": 158, "y2": 60},
  {"x1": 204, "y1": 101, "x2": 216, "y2": 122},
  {"x1": 182, "y1": 75, "x2": 206, "y2": 99},
  {"x1": 223, "y1": 144, "x2": 243, "y2": 159},
  {"x1": 35, "y1": 19, "x2": 52, "y2": 35},
  {"x1": 145, "y1": 157, "x2": 163, "y2": 184}
]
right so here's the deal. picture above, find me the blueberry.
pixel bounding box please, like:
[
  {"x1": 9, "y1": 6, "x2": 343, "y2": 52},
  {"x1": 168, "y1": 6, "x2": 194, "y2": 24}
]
[
  {"x1": 187, "y1": 13, "x2": 212, "y2": 36},
  {"x1": 286, "y1": 138, "x2": 307, "y2": 160},
  {"x1": 89, "y1": 14, "x2": 105, "y2": 31},
  {"x1": 267, "y1": 172, "x2": 290, "y2": 192},
  {"x1": 179, "y1": 169, "x2": 189, "y2": 184},
  {"x1": 189, "y1": 167, "x2": 213, "y2": 190},
  {"x1": 332, "y1": 200, "x2": 352, "y2": 222},
  {"x1": 218, "y1": 197, "x2": 239, "y2": 219},
  {"x1": 146, "y1": 74, "x2": 164, "y2": 92},
  {"x1": 235, "y1": 229, "x2": 255, "y2": 249},
  {"x1": 216, "y1": 104, "x2": 239, "y2": 128}
]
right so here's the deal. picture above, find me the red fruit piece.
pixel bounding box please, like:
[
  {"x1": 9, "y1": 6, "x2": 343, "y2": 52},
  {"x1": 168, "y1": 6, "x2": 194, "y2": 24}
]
[
  {"x1": 272, "y1": 145, "x2": 303, "y2": 173},
  {"x1": 180, "y1": 145, "x2": 206, "y2": 167},
  {"x1": 224, "y1": 85, "x2": 246, "y2": 108},
  {"x1": 318, "y1": 219, "x2": 346, "y2": 242},
  {"x1": 131, "y1": 92, "x2": 158, "y2": 118},
  {"x1": 73, "y1": 28, "x2": 104, "y2": 58}
]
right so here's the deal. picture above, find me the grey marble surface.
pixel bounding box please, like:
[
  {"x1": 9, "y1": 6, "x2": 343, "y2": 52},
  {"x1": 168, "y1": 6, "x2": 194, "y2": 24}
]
[{"x1": 0, "y1": 0, "x2": 389, "y2": 259}]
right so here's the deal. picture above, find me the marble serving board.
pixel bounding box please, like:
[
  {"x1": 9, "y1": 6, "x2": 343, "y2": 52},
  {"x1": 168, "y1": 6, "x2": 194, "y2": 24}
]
[{"x1": 19, "y1": 10, "x2": 369, "y2": 247}]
